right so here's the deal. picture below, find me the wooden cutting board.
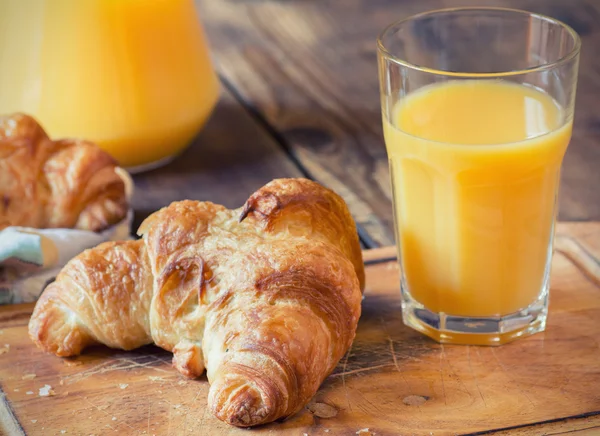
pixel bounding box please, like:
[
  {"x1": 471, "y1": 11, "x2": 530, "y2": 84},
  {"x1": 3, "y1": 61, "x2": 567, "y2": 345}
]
[{"x1": 1, "y1": 222, "x2": 599, "y2": 436}]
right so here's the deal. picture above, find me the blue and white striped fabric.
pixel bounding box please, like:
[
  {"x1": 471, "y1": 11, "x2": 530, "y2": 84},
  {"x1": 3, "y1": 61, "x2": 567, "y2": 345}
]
[{"x1": 0, "y1": 212, "x2": 132, "y2": 304}]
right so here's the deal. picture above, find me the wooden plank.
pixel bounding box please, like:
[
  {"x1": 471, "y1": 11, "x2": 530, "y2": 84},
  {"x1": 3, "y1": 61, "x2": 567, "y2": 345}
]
[
  {"x1": 0, "y1": 387, "x2": 24, "y2": 436},
  {"x1": 196, "y1": 0, "x2": 600, "y2": 246},
  {"x1": 130, "y1": 87, "x2": 304, "y2": 231},
  {"x1": 0, "y1": 222, "x2": 599, "y2": 435},
  {"x1": 475, "y1": 414, "x2": 600, "y2": 435}
]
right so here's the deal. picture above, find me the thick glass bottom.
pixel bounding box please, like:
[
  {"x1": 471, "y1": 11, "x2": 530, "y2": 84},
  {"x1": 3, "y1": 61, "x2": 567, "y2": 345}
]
[
  {"x1": 401, "y1": 279, "x2": 549, "y2": 346},
  {"x1": 124, "y1": 154, "x2": 178, "y2": 174}
]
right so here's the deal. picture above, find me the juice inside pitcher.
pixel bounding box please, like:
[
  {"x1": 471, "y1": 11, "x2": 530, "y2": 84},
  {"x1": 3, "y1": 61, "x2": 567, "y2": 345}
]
[
  {"x1": 384, "y1": 80, "x2": 571, "y2": 318},
  {"x1": 0, "y1": 0, "x2": 220, "y2": 170}
]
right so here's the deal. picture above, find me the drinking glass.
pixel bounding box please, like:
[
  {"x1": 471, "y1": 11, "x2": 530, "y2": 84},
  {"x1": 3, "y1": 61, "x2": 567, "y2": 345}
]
[{"x1": 377, "y1": 8, "x2": 580, "y2": 345}]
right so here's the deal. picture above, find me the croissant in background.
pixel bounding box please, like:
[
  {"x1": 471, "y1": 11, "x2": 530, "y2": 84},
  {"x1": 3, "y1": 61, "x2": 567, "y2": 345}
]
[
  {"x1": 0, "y1": 113, "x2": 128, "y2": 231},
  {"x1": 29, "y1": 178, "x2": 365, "y2": 427}
]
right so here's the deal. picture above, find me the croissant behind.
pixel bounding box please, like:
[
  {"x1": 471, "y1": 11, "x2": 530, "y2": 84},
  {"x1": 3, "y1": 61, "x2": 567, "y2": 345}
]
[
  {"x1": 0, "y1": 113, "x2": 128, "y2": 231},
  {"x1": 29, "y1": 178, "x2": 364, "y2": 427}
]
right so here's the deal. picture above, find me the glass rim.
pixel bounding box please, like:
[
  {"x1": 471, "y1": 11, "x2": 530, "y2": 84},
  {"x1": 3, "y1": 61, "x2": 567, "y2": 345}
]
[{"x1": 376, "y1": 6, "x2": 582, "y2": 78}]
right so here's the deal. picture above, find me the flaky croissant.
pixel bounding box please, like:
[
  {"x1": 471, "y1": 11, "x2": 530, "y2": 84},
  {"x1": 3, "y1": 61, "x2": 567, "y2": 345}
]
[
  {"x1": 29, "y1": 178, "x2": 364, "y2": 427},
  {"x1": 0, "y1": 113, "x2": 129, "y2": 231}
]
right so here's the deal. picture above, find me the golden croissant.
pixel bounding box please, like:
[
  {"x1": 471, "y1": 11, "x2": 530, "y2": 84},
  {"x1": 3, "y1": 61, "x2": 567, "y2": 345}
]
[
  {"x1": 29, "y1": 178, "x2": 365, "y2": 427},
  {"x1": 0, "y1": 113, "x2": 128, "y2": 231}
]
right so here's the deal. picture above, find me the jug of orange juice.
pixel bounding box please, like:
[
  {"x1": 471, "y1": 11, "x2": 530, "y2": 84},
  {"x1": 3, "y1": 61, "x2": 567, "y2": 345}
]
[{"x1": 0, "y1": 0, "x2": 220, "y2": 171}]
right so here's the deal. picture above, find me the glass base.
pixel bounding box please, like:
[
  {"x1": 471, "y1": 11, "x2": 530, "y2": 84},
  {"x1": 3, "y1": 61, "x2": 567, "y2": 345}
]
[
  {"x1": 124, "y1": 154, "x2": 179, "y2": 174},
  {"x1": 401, "y1": 282, "x2": 549, "y2": 346}
]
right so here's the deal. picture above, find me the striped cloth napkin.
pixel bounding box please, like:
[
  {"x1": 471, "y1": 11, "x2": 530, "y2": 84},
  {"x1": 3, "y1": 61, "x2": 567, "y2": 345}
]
[{"x1": 0, "y1": 213, "x2": 132, "y2": 304}]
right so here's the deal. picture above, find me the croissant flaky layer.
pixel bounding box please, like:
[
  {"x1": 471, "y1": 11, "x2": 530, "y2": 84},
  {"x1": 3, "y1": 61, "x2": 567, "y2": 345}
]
[
  {"x1": 29, "y1": 178, "x2": 364, "y2": 427},
  {"x1": 0, "y1": 113, "x2": 128, "y2": 231}
]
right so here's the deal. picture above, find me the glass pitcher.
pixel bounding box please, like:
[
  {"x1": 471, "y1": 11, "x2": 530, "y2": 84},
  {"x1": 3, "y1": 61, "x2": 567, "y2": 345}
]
[{"x1": 0, "y1": 0, "x2": 220, "y2": 172}]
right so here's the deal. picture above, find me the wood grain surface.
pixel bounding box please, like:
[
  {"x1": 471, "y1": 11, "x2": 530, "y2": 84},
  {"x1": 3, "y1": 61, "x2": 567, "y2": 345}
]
[
  {"x1": 195, "y1": 0, "x2": 600, "y2": 246},
  {"x1": 483, "y1": 415, "x2": 600, "y2": 435},
  {"x1": 1, "y1": 222, "x2": 598, "y2": 436}
]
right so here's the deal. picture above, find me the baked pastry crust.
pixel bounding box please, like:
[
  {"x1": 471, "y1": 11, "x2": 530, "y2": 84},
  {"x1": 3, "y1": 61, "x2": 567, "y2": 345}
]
[
  {"x1": 0, "y1": 113, "x2": 128, "y2": 231},
  {"x1": 29, "y1": 178, "x2": 364, "y2": 427}
]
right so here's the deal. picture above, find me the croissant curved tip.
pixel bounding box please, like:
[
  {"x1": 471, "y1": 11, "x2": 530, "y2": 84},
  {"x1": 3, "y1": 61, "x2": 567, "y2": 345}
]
[
  {"x1": 28, "y1": 293, "x2": 91, "y2": 357},
  {"x1": 28, "y1": 317, "x2": 80, "y2": 357},
  {"x1": 213, "y1": 391, "x2": 266, "y2": 427},
  {"x1": 208, "y1": 375, "x2": 282, "y2": 427}
]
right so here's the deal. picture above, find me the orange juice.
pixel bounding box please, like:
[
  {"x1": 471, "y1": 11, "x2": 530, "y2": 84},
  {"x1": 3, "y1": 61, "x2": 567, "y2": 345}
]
[
  {"x1": 383, "y1": 80, "x2": 571, "y2": 317},
  {"x1": 0, "y1": 0, "x2": 219, "y2": 169}
]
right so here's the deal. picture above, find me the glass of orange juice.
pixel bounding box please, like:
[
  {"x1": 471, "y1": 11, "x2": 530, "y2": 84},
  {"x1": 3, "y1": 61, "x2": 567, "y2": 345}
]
[
  {"x1": 377, "y1": 8, "x2": 580, "y2": 345},
  {"x1": 0, "y1": 0, "x2": 220, "y2": 172}
]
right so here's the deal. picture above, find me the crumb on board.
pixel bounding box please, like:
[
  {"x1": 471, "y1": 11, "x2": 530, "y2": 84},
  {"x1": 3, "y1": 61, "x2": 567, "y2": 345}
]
[
  {"x1": 39, "y1": 385, "x2": 55, "y2": 397},
  {"x1": 22, "y1": 373, "x2": 36, "y2": 380},
  {"x1": 60, "y1": 431, "x2": 66, "y2": 434},
  {"x1": 177, "y1": 380, "x2": 187, "y2": 386},
  {"x1": 325, "y1": 431, "x2": 330, "y2": 433},
  {"x1": 148, "y1": 376, "x2": 163, "y2": 382},
  {"x1": 119, "y1": 383, "x2": 129, "y2": 389},
  {"x1": 31, "y1": 420, "x2": 37, "y2": 423},
  {"x1": 97, "y1": 405, "x2": 109, "y2": 411},
  {"x1": 174, "y1": 404, "x2": 182, "y2": 409},
  {"x1": 0, "y1": 329, "x2": 4, "y2": 334},
  {"x1": 112, "y1": 417, "x2": 117, "y2": 421},
  {"x1": 26, "y1": 391, "x2": 34, "y2": 395},
  {"x1": 63, "y1": 358, "x2": 83, "y2": 367},
  {"x1": 59, "y1": 380, "x2": 64, "y2": 386},
  {"x1": 356, "y1": 429, "x2": 374, "y2": 436},
  {"x1": 307, "y1": 402, "x2": 338, "y2": 419},
  {"x1": 13, "y1": 389, "x2": 19, "y2": 392},
  {"x1": 0, "y1": 344, "x2": 9, "y2": 355},
  {"x1": 403, "y1": 395, "x2": 428, "y2": 406}
]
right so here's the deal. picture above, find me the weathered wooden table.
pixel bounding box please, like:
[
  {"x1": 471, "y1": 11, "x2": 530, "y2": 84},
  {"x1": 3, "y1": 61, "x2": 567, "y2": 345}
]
[{"x1": 2, "y1": 0, "x2": 600, "y2": 435}]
